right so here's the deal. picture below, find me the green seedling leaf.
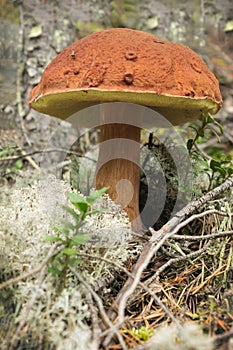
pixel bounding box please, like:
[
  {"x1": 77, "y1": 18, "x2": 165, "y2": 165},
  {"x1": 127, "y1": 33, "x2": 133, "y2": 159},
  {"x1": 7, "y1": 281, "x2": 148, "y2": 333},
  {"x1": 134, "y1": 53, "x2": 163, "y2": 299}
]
[
  {"x1": 189, "y1": 125, "x2": 198, "y2": 133},
  {"x1": 197, "y1": 158, "x2": 210, "y2": 169},
  {"x1": 48, "y1": 267, "x2": 61, "y2": 275},
  {"x1": 85, "y1": 209, "x2": 105, "y2": 217},
  {"x1": 43, "y1": 235, "x2": 64, "y2": 243},
  {"x1": 68, "y1": 257, "x2": 82, "y2": 266},
  {"x1": 192, "y1": 188, "x2": 203, "y2": 196},
  {"x1": 13, "y1": 160, "x2": 23, "y2": 170},
  {"x1": 62, "y1": 206, "x2": 81, "y2": 222},
  {"x1": 62, "y1": 247, "x2": 77, "y2": 256},
  {"x1": 214, "y1": 120, "x2": 224, "y2": 134},
  {"x1": 0, "y1": 149, "x2": 10, "y2": 157},
  {"x1": 210, "y1": 159, "x2": 221, "y2": 169},
  {"x1": 54, "y1": 224, "x2": 70, "y2": 236},
  {"x1": 212, "y1": 128, "x2": 222, "y2": 143},
  {"x1": 68, "y1": 192, "x2": 86, "y2": 204},
  {"x1": 71, "y1": 233, "x2": 90, "y2": 245},
  {"x1": 74, "y1": 201, "x2": 89, "y2": 214},
  {"x1": 68, "y1": 193, "x2": 90, "y2": 213},
  {"x1": 214, "y1": 167, "x2": 226, "y2": 177},
  {"x1": 207, "y1": 113, "x2": 215, "y2": 124},
  {"x1": 87, "y1": 187, "x2": 109, "y2": 204}
]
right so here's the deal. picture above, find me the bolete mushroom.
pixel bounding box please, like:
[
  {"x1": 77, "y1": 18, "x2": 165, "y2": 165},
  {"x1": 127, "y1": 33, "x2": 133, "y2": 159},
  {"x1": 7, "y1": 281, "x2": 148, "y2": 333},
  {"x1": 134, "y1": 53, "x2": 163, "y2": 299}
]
[{"x1": 29, "y1": 28, "x2": 222, "y2": 230}]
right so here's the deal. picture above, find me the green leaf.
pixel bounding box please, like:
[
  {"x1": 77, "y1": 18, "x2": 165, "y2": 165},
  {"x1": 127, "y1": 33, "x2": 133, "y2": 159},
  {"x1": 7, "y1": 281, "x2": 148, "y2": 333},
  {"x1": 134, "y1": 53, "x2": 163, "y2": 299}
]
[
  {"x1": 48, "y1": 267, "x2": 61, "y2": 275},
  {"x1": 74, "y1": 202, "x2": 89, "y2": 213},
  {"x1": 43, "y1": 235, "x2": 63, "y2": 242},
  {"x1": 68, "y1": 257, "x2": 82, "y2": 266},
  {"x1": 0, "y1": 149, "x2": 10, "y2": 157},
  {"x1": 62, "y1": 247, "x2": 77, "y2": 256},
  {"x1": 210, "y1": 159, "x2": 222, "y2": 171},
  {"x1": 13, "y1": 160, "x2": 23, "y2": 170},
  {"x1": 87, "y1": 187, "x2": 109, "y2": 204},
  {"x1": 192, "y1": 188, "x2": 203, "y2": 196},
  {"x1": 85, "y1": 209, "x2": 105, "y2": 217},
  {"x1": 217, "y1": 167, "x2": 227, "y2": 177},
  {"x1": 197, "y1": 159, "x2": 210, "y2": 169},
  {"x1": 189, "y1": 125, "x2": 198, "y2": 133},
  {"x1": 71, "y1": 233, "x2": 90, "y2": 245},
  {"x1": 68, "y1": 193, "x2": 90, "y2": 213},
  {"x1": 54, "y1": 224, "x2": 70, "y2": 235},
  {"x1": 211, "y1": 128, "x2": 222, "y2": 143},
  {"x1": 68, "y1": 192, "x2": 86, "y2": 204},
  {"x1": 214, "y1": 120, "x2": 224, "y2": 134},
  {"x1": 62, "y1": 206, "x2": 81, "y2": 222},
  {"x1": 207, "y1": 113, "x2": 215, "y2": 124}
]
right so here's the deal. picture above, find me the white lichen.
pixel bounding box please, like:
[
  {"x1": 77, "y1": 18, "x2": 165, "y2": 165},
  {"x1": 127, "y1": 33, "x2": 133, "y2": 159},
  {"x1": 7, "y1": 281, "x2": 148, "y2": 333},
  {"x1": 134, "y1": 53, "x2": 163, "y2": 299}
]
[
  {"x1": 0, "y1": 176, "x2": 133, "y2": 349},
  {"x1": 149, "y1": 322, "x2": 213, "y2": 350}
]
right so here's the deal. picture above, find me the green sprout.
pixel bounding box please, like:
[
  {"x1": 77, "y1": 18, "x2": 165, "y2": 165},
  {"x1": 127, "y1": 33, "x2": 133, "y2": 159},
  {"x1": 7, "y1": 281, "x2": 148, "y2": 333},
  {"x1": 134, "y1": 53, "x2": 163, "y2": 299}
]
[
  {"x1": 44, "y1": 187, "x2": 108, "y2": 292},
  {"x1": 125, "y1": 326, "x2": 154, "y2": 342}
]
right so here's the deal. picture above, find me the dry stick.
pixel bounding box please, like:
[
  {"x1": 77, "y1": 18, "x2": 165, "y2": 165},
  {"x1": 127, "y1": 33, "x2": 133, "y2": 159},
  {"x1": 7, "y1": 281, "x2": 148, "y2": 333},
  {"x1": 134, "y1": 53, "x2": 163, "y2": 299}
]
[
  {"x1": 70, "y1": 267, "x2": 127, "y2": 350},
  {"x1": 0, "y1": 148, "x2": 96, "y2": 163},
  {"x1": 1, "y1": 265, "x2": 48, "y2": 350},
  {"x1": 85, "y1": 292, "x2": 102, "y2": 350},
  {"x1": 146, "y1": 242, "x2": 212, "y2": 288},
  {"x1": 77, "y1": 253, "x2": 177, "y2": 323},
  {"x1": 150, "y1": 209, "x2": 229, "y2": 239},
  {"x1": 107, "y1": 175, "x2": 233, "y2": 324},
  {"x1": 146, "y1": 222, "x2": 232, "y2": 316},
  {"x1": 77, "y1": 251, "x2": 179, "y2": 348},
  {"x1": 0, "y1": 244, "x2": 60, "y2": 290},
  {"x1": 0, "y1": 244, "x2": 60, "y2": 350},
  {"x1": 172, "y1": 230, "x2": 233, "y2": 240}
]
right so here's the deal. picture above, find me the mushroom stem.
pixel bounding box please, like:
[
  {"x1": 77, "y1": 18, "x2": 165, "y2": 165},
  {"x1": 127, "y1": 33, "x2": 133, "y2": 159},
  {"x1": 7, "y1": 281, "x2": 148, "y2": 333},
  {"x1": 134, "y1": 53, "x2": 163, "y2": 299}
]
[{"x1": 94, "y1": 122, "x2": 142, "y2": 231}]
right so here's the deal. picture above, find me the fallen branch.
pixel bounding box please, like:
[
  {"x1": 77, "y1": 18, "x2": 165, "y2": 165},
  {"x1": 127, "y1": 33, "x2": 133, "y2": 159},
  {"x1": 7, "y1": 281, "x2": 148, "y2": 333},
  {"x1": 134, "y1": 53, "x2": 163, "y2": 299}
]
[
  {"x1": 70, "y1": 267, "x2": 126, "y2": 350},
  {"x1": 77, "y1": 252, "x2": 179, "y2": 348},
  {"x1": 172, "y1": 230, "x2": 233, "y2": 241},
  {"x1": 0, "y1": 244, "x2": 60, "y2": 291},
  {"x1": 0, "y1": 148, "x2": 96, "y2": 163},
  {"x1": 1, "y1": 264, "x2": 48, "y2": 350},
  {"x1": 107, "y1": 175, "x2": 233, "y2": 323}
]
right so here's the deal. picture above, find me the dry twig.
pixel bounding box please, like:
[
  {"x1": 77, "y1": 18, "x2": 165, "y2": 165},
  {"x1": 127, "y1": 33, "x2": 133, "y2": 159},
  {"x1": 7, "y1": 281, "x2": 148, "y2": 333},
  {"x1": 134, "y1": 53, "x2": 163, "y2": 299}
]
[
  {"x1": 0, "y1": 244, "x2": 60, "y2": 291},
  {"x1": 107, "y1": 176, "x2": 233, "y2": 324}
]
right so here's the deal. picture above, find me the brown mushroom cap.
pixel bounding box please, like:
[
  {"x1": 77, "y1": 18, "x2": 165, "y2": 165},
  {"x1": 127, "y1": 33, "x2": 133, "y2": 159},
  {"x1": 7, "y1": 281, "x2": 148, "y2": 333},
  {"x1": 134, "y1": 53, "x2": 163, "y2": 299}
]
[{"x1": 29, "y1": 28, "x2": 222, "y2": 125}]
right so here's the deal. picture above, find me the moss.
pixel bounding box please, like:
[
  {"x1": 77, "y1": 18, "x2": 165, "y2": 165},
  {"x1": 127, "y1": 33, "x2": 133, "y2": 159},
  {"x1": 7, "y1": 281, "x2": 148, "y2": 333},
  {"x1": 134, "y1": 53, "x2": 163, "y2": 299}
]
[
  {"x1": 109, "y1": 0, "x2": 140, "y2": 29},
  {"x1": 76, "y1": 20, "x2": 106, "y2": 37},
  {"x1": 0, "y1": 1, "x2": 19, "y2": 24}
]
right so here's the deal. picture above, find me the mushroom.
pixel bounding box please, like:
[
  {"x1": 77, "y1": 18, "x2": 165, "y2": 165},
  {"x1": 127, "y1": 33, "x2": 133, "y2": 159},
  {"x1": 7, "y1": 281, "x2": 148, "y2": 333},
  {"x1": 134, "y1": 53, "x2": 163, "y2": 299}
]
[{"x1": 29, "y1": 28, "x2": 222, "y2": 230}]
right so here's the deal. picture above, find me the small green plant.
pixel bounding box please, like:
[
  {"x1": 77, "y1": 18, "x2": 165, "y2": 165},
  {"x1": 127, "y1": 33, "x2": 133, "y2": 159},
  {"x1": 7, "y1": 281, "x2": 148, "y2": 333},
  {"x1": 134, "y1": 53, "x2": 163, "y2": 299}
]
[
  {"x1": 125, "y1": 326, "x2": 154, "y2": 342},
  {"x1": 186, "y1": 113, "x2": 223, "y2": 153},
  {"x1": 44, "y1": 187, "x2": 108, "y2": 292},
  {"x1": 186, "y1": 113, "x2": 232, "y2": 190}
]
